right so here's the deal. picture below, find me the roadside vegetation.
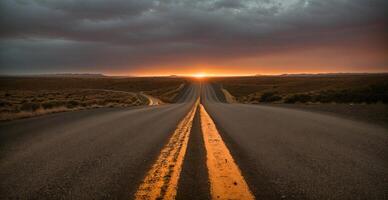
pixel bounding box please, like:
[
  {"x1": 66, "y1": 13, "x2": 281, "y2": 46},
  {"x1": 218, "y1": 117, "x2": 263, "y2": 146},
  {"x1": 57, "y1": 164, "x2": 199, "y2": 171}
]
[
  {"x1": 147, "y1": 83, "x2": 185, "y2": 103},
  {"x1": 213, "y1": 74, "x2": 388, "y2": 104},
  {"x1": 0, "y1": 77, "x2": 186, "y2": 121}
]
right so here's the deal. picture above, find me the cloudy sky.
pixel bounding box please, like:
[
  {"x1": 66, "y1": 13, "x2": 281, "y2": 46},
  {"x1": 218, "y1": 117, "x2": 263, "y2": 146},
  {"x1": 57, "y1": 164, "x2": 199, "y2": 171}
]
[{"x1": 0, "y1": 0, "x2": 387, "y2": 75}]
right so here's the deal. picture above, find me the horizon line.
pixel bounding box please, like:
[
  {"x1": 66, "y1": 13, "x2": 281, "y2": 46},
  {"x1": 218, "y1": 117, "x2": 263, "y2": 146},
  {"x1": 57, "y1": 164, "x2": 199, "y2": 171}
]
[{"x1": 1, "y1": 71, "x2": 388, "y2": 78}]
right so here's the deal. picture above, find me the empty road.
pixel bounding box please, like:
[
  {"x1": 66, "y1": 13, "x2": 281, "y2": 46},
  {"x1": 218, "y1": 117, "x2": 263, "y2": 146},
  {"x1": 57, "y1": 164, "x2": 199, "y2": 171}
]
[
  {"x1": 201, "y1": 83, "x2": 388, "y2": 200},
  {"x1": 1, "y1": 82, "x2": 387, "y2": 200},
  {"x1": 0, "y1": 85, "x2": 199, "y2": 199}
]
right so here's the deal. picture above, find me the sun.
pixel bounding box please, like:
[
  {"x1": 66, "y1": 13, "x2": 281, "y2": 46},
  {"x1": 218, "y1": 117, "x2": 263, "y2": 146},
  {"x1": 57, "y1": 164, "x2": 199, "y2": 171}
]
[{"x1": 192, "y1": 73, "x2": 207, "y2": 79}]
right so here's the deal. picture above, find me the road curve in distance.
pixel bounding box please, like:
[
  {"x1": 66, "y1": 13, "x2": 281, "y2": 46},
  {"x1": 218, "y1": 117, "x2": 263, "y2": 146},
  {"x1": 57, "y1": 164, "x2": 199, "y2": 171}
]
[{"x1": 0, "y1": 84, "x2": 200, "y2": 199}]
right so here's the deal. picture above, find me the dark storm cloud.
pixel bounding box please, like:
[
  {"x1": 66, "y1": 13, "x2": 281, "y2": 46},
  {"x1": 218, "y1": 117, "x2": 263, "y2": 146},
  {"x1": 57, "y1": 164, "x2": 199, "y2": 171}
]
[{"x1": 0, "y1": 0, "x2": 387, "y2": 74}]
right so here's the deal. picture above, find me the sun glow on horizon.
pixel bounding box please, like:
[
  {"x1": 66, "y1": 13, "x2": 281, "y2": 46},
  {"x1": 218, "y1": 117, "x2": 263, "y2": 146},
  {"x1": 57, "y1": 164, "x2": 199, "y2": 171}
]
[{"x1": 192, "y1": 73, "x2": 207, "y2": 78}]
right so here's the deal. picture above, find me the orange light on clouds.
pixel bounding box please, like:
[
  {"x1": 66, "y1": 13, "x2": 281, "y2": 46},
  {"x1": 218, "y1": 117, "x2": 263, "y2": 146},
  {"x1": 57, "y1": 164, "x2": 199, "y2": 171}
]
[{"x1": 107, "y1": 41, "x2": 388, "y2": 77}]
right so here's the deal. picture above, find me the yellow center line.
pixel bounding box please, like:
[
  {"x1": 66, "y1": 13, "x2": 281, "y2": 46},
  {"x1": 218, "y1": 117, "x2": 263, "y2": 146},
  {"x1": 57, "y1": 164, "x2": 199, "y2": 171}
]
[
  {"x1": 200, "y1": 104, "x2": 255, "y2": 200},
  {"x1": 134, "y1": 99, "x2": 199, "y2": 200}
]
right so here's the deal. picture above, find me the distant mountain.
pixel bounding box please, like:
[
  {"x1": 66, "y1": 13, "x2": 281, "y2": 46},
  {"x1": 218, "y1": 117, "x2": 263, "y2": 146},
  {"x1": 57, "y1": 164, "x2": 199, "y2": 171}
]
[
  {"x1": 278, "y1": 73, "x2": 388, "y2": 77},
  {"x1": 30, "y1": 73, "x2": 107, "y2": 78}
]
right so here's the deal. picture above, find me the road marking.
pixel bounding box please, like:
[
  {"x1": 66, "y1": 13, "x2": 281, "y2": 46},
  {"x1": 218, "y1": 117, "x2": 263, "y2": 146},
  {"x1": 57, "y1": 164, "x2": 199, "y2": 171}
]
[
  {"x1": 200, "y1": 104, "x2": 255, "y2": 200},
  {"x1": 134, "y1": 99, "x2": 199, "y2": 200}
]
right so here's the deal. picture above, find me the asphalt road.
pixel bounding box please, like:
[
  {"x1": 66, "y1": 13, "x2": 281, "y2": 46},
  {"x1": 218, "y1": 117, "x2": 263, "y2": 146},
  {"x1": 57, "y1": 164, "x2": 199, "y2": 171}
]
[
  {"x1": 1, "y1": 82, "x2": 387, "y2": 200},
  {"x1": 0, "y1": 85, "x2": 199, "y2": 199},
  {"x1": 202, "y1": 83, "x2": 388, "y2": 200}
]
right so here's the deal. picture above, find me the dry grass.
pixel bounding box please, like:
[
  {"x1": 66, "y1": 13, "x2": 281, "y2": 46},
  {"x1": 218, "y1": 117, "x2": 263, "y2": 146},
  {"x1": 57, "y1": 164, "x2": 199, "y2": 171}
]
[
  {"x1": 147, "y1": 84, "x2": 185, "y2": 103},
  {"x1": 212, "y1": 74, "x2": 388, "y2": 104},
  {"x1": 0, "y1": 90, "x2": 143, "y2": 121},
  {"x1": 0, "y1": 77, "x2": 186, "y2": 121},
  {"x1": 0, "y1": 77, "x2": 186, "y2": 92}
]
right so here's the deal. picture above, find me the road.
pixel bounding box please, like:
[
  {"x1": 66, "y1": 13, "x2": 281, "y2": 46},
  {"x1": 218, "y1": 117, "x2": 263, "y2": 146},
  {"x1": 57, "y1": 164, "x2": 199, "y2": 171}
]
[
  {"x1": 140, "y1": 93, "x2": 163, "y2": 106},
  {"x1": 0, "y1": 84, "x2": 199, "y2": 199},
  {"x1": 201, "y1": 83, "x2": 388, "y2": 200},
  {"x1": 1, "y1": 82, "x2": 387, "y2": 199}
]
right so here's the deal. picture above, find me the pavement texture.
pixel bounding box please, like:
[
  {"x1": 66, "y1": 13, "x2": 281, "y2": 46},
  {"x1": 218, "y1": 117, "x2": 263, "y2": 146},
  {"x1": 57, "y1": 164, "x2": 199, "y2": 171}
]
[
  {"x1": 0, "y1": 85, "x2": 199, "y2": 199},
  {"x1": 1, "y1": 82, "x2": 387, "y2": 200},
  {"x1": 202, "y1": 83, "x2": 388, "y2": 200},
  {"x1": 176, "y1": 106, "x2": 211, "y2": 200}
]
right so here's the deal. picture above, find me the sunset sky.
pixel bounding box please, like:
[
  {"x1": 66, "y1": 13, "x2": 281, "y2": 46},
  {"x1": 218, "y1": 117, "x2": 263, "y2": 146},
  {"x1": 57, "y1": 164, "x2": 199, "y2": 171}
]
[{"x1": 0, "y1": 0, "x2": 387, "y2": 76}]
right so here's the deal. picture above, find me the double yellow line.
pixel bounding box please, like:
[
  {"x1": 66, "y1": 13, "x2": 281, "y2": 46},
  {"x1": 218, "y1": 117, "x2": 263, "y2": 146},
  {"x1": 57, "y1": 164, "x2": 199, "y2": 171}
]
[{"x1": 134, "y1": 99, "x2": 254, "y2": 200}]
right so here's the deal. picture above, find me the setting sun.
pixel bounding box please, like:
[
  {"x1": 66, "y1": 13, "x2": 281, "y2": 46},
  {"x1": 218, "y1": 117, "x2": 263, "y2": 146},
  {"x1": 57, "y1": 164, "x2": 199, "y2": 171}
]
[{"x1": 192, "y1": 73, "x2": 207, "y2": 78}]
